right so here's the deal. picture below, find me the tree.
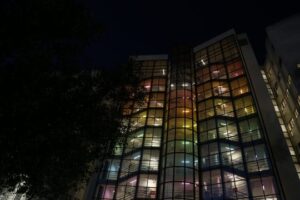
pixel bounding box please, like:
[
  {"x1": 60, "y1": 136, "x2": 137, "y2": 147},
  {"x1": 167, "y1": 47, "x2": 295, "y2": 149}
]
[{"x1": 0, "y1": 1, "x2": 140, "y2": 199}]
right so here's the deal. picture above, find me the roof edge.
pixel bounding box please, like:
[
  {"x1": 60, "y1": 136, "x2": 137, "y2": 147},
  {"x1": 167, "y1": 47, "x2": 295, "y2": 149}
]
[{"x1": 193, "y1": 29, "x2": 236, "y2": 52}]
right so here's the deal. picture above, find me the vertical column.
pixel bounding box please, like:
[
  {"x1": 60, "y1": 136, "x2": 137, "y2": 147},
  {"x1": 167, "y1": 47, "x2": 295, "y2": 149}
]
[{"x1": 160, "y1": 48, "x2": 199, "y2": 199}]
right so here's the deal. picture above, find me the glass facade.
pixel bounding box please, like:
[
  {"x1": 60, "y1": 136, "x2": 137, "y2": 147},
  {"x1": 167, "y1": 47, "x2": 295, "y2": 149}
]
[
  {"x1": 94, "y1": 33, "x2": 288, "y2": 200},
  {"x1": 194, "y1": 36, "x2": 278, "y2": 200}
]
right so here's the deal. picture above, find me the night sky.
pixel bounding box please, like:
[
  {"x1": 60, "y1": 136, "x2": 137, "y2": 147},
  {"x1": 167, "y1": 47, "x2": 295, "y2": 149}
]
[{"x1": 83, "y1": 1, "x2": 299, "y2": 68}]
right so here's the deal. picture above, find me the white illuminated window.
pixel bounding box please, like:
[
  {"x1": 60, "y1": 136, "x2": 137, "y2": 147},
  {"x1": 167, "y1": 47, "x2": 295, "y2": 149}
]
[{"x1": 288, "y1": 75, "x2": 292, "y2": 85}]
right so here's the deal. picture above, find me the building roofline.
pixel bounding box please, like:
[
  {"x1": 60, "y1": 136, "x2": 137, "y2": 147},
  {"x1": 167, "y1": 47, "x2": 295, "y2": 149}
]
[
  {"x1": 193, "y1": 29, "x2": 236, "y2": 52},
  {"x1": 266, "y1": 13, "x2": 300, "y2": 34},
  {"x1": 130, "y1": 54, "x2": 168, "y2": 61}
]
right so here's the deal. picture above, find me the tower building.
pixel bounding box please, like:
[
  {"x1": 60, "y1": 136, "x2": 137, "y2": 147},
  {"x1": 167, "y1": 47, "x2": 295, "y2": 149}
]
[{"x1": 92, "y1": 29, "x2": 300, "y2": 200}]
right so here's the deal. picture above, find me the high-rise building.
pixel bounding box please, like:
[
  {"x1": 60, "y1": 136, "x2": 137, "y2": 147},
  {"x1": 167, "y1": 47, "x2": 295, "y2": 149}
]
[
  {"x1": 91, "y1": 29, "x2": 300, "y2": 200},
  {"x1": 264, "y1": 14, "x2": 300, "y2": 182}
]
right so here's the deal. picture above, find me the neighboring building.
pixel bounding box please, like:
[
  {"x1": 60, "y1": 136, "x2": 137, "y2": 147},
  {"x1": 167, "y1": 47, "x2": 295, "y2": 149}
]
[
  {"x1": 264, "y1": 14, "x2": 300, "y2": 182},
  {"x1": 91, "y1": 29, "x2": 300, "y2": 200}
]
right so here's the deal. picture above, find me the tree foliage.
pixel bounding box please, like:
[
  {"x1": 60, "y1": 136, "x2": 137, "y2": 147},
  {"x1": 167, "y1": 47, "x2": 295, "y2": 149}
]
[{"x1": 0, "y1": 0, "x2": 139, "y2": 199}]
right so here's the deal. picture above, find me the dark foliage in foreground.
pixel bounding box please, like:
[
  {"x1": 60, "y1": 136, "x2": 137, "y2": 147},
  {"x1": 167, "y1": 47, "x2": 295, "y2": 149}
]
[{"x1": 0, "y1": 0, "x2": 139, "y2": 199}]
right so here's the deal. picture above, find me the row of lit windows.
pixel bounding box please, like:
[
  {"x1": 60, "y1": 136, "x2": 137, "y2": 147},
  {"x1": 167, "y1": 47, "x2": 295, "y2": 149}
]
[
  {"x1": 125, "y1": 128, "x2": 161, "y2": 153},
  {"x1": 195, "y1": 37, "x2": 239, "y2": 67},
  {"x1": 201, "y1": 170, "x2": 277, "y2": 199},
  {"x1": 197, "y1": 95, "x2": 256, "y2": 120},
  {"x1": 136, "y1": 60, "x2": 168, "y2": 79},
  {"x1": 199, "y1": 117, "x2": 261, "y2": 143},
  {"x1": 140, "y1": 78, "x2": 166, "y2": 92},
  {"x1": 196, "y1": 77, "x2": 249, "y2": 100},
  {"x1": 195, "y1": 61, "x2": 245, "y2": 84},
  {"x1": 201, "y1": 143, "x2": 269, "y2": 171},
  {"x1": 262, "y1": 70, "x2": 300, "y2": 179},
  {"x1": 162, "y1": 141, "x2": 197, "y2": 154},
  {"x1": 113, "y1": 174, "x2": 157, "y2": 199},
  {"x1": 160, "y1": 182, "x2": 198, "y2": 199},
  {"x1": 163, "y1": 128, "x2": 197, "y2": 142}
]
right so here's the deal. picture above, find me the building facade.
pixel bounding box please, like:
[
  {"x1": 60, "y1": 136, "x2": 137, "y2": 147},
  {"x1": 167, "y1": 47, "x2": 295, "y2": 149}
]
[
  {"x1": 92, "y1": 30, "x2": 300, "y2": 200},
  {"x1": 264, "y1": 14, "x2": 300, "y2": 181}
]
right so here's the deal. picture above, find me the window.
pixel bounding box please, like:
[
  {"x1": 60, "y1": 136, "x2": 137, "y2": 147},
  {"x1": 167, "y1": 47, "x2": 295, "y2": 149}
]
[
  {"x1": 147, "y1": 109, "x2": 163, "y2": 126},
  {"x1": 152, "y1": 79, "x2": 166, "y2": 91},
  {"x1": 201, "y1": 143, "x2": 219, "y2": 168},
  {"x1": 137, "y1": 175, "x2": 157, "y2": 199},
  {"x1": 199, "y1": 119, "x2": 217, "y2": 142},
  {"x1": 149, "y1": 93, "x2": 164, "y2": 108},
  {"x1": 295, "y1": 110, "x2": 299, "y2": 119},
  {"x1": 218, "y1": 119, "x2": 238, "y2": 141},
  {"x1": 101, "y1": 185, "x2": 115, "y2": 200},
  {"x1": 223, "y1": 172, "x2": 248, "y2": 199},
  {"x1": 212, "y1": 81, "x2": 230, "y2": 97},
  {"x1": 202, "y1": 170, "x2": 223, "y2": 199},
  {"x1": 244, "y1": 145, "x2": 269, "y2": 172},
  {"x1": 120, "y1": 152, "x2": 141, "y2": 177},
  {"x1": 195, "y1": 49, "x2": 208, "y2": 68},
  {"x1": 195, "y1": 67, "x2": 210, "y2": 83},
  {"x1": 141, "y1": 150, "x2": 159, "y2": 171},
  {"x1": 130, "y1": 111, "x2": 147, "y2": 130},
  {"x1": 215, "y1": 98, "x2": 234, "y2": 117},
  {"x1": 125, "y1": 130, "x2": 144, "y2": 153},
  {"x1": 198, "y1": 99, "x2": 214, "y2": 119},
  {"x1": 234, "y1": 95, "x2": 256, "y2": 117},
  {"x1": 227, "y1": 60, "x2": 244, "y2": 78},
  {"x1": 105, "y1": 160, "x2": 120, "y2": 180},
  {"x1": 145, "y1": 128, "x2": 161, "y2": 147},
  {"x1": 250, "y1": 177, "x2": 277, "y2": 198},
  {"x1": 230, "y1": 77, "x2": 249, "y2": 96},
  {"x1": 197, "y1": 82, "x2": 212, "y2": 100},
  {"x1": 220, "y1": 144, "x2": 243, "y2": 170},
  {"x1": 116, "y1": 176, "x2": 137, "y2": 199},
  {"x1": 239, "y1": 117, "x2": 261, "y2": 142},
  {"x1": 211, "y1": 64, "x2": 227, "y2": 79},
  {"x1": 208, "y1": 42, "x2": 223, "y2": 63}
]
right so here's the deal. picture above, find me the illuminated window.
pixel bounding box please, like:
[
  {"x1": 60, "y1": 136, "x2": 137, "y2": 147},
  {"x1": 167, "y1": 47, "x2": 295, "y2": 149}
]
[
  {"x1": 212, "y1": 81, "x2": 230, "y2": 97},
  {"x1": 198, "y1": 99, "x2": 214, "y2": 119},
  {"x1": 218, "y1": 119, "x2": 238, "y2": 141},
  {"x1": 202, "y1": 170, "x2": 223, "y2": 199},
  {"x1": 227, "y1": 60, "x2": 244, "y2": 78},
  {"x1": 141, "y1": 150, "x2": 159, "y2": 171},
  {"x1": 201, "y1": 143, "x2": 219, "y2": 168},
  {"x1": 199, "y1": 119, "x2": 217, "y2": 142},
  {"x1": 250, "y1": 177, "x2": 277, "y2": 198},
  {"x1": 125, "y1": 130, "x2": 144, "y2": 153},
  {"x1": 208, "y1": 43, "x2": 223, "y2": 63},
  {"x1": 195, "y1": 49, "x2": 208, "y2": 68},
  {"x1": 210, "y1": 64, "x2": 227, "y2": 79},
  {"x1": 234, "y1": 96, "x2": 256, "y2": 117},
  {"x1": 215, "y1": 99, "x2": 234, "y2": 117},
  {"x1": 116, "y1": 176, "x2": 137, "y2": 199},
  {"x1": 145, "y1": 128, "x2": 161, "y2": 147},
  {"x1": 230, "y1": 77, "x2": 249, "y2": 97},
  {"x1": 195, "y1": 67, "x2": 210, "y2": 83},
  {"x1": 288, "y1": 75, "x2": 292, "y2": 85},
  {"x1": 239, "y1": 117, "x2": 261, "y2": 142},
  {"x1": 244, "y1": 145, "x2": 269, "y2": 172},
  {"x1": 295, "y1": 110, "x2": 299, "y2": 119},
  {"x1": 101, "y1": 185, "x2": 115, "y2": 199},
  {"x1": 137, "y1": 175, "x2": 157, "y2": 199}
]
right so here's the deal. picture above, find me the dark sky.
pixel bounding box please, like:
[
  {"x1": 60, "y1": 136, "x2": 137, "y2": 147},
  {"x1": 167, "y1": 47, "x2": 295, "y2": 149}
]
[{"x1": 83, "y1": 1, "x2": 299, "y2": 68}]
